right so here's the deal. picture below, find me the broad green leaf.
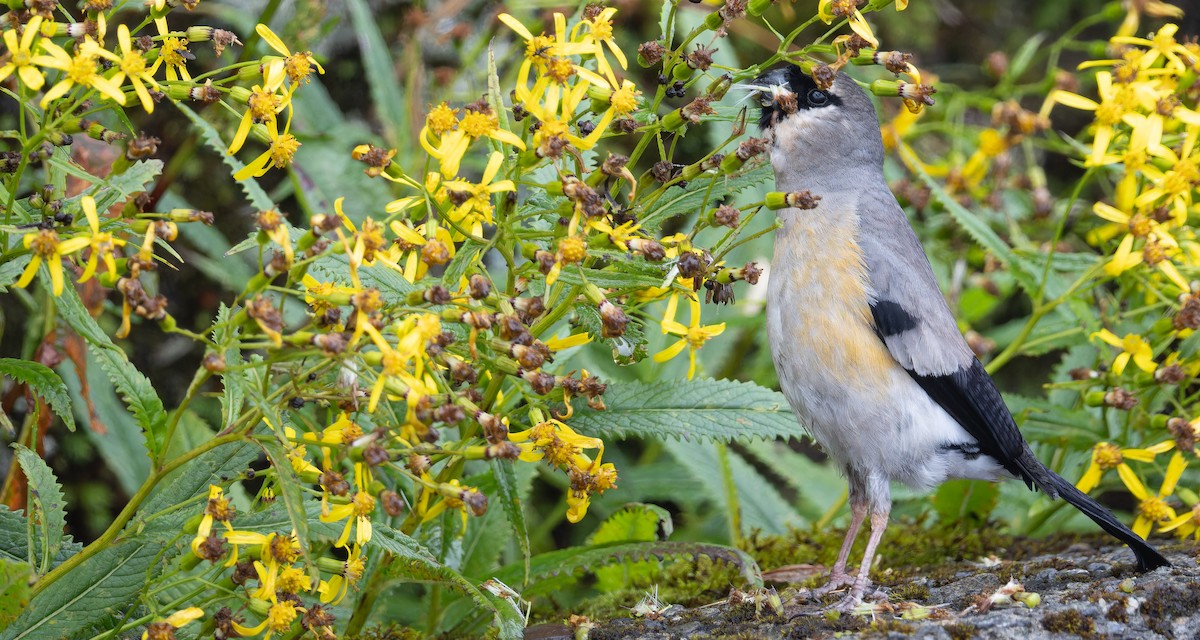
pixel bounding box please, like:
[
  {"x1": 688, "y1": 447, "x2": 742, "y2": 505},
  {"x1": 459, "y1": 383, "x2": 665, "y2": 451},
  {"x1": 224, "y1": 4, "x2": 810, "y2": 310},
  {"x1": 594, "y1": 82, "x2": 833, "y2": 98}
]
[
  {"x1": 1, "y1": 540, "x2": 159, "y2": 640},
  {"x1": 567, "y1": 379, "x2": 802, "y2": 442},
  {"x1": 11, "y1": 445, "x2": 67, "y2": 574},
  {"x1": 491, "y1": 540, "x2": 763, "y2": 596},
  {"x1": 933, "y1": 479, "x2": 999, "y2": 524},
  {"x1": 740, "y1": 440, "x2": 843, "y2": 522},
  {"x1": 0, "y1": 359, "x2": 75, "y2": 432},
  {"x1": 347, "y1": 0, "x2": 408, "y2": 148},
  {"x1": 669, "y1": 440, "x2": 803, "y2": 536},
  {"x1": 588, "y1": 503, "x2": 672, "y2": 591},
  {"x1": 373, "y1": 524, "x2": 524, "y2": 640},
  {"x1": 136, "y1": 439, "x2": 259, "y2": 535},
  {"x1": 0, "y1": 508, "x2": 79, "y2": 569},
  {"x1": 0, "y1": 557, "x2": 32, "y2": 631},
  {"x1": 50, "y1": 283, "x2": 168, "y2": 460},
  {"x1": 173, "y1": 101, "x2": 275, "y2": 210}
]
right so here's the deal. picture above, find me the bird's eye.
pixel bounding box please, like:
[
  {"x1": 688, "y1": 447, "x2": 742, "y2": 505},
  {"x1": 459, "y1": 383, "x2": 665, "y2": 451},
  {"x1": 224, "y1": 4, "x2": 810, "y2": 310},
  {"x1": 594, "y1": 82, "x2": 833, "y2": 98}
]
[
  {"x1": 807, "y1": 89, "x2": 829, "y2": 106},
  {"x1": 757, "y1": 93, "x2": 774, "y2": 107}
]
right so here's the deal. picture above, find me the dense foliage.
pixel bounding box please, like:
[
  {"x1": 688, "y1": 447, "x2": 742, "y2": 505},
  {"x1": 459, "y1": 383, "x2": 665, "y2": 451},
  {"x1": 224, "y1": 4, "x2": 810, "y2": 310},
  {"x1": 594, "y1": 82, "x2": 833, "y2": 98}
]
[{"x1": 0, "y1": 0, "x2": 1197, "y2": 637}]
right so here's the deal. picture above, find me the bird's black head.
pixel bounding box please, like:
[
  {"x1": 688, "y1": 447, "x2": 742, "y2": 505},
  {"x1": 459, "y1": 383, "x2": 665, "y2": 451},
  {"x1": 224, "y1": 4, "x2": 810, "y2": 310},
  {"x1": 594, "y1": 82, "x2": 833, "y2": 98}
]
[{"x1": 750, "y1": 65, "x2": 844, "y2": 130}]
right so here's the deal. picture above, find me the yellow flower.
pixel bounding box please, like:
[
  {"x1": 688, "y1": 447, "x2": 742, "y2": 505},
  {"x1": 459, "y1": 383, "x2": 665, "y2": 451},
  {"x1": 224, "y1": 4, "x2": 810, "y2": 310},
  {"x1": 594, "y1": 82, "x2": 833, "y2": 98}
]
[
  {"x1": 257, "y1": 24, "x2": 324, "y2": 84},
  {"x1": 159, "y1": 36, "x2": 192, "y2": 81},
  {"x1": 0, "y1": 17, "x2": 47, "y2": 91},
  {"x1": 15, "y1": 227, "x2": 90, "y2": 296},
  {"x1": 140, "y1": 607, "x2": 203, "y2": 640},
  {"x1": 387, "y1": 220, "x2": 455, "y2": 283},
  {"x1": 86, "y1": 25, "x2": 163, "y2": 113},
  {"x1": 1046, "y1": 71, "x2": 1137, "y2": 166},
  {"x1": 1090, "y1": 329, "x2": 1157, "y2": 375},
  {"x1": 818, "y1": 0, "x2": 878, "y2": 48},
  {"x1": 318, "y1": 543, "x2": 364, "y2": 604},
  {"x1": 35, "y1": 38, "x2": 125, "y2": 107},
  {"x1": 1124, "y1": 451, "x2": 1186, "y2": 538},
  {"x1": 228, "y1": 61, "x2": 288, "y2": 155},
  {"x1": 498, "y1": 12, "x2": 603, "y2": 96},
  {"x1": 509, "y1": 419, "x2": 603, "y2": 467},
  {"x1": 522, "y1": 80, "x2": 611, "y2": 158},
  {"x1": 571, "y1": 7, "x2": 627, "y2": 86},
  {"x1": 319, "y1": 465, "x2": 375, "y2": 547},
  {"x1": 653, "y1": 295, "x2": 726, "y2": 379},
  {"x1": 1135, "y1": 125, "x2": 1200, "y2": 224},
  {"x1": 221, "y1": 531, "x2": 300, "y2": 601},
  {"x1": 1076, "y1": 441, "x2": 1174, "y2": 493},
  {"x1": 420, "y1": 103, "x2": 524, "y2": 178},
  {"x1": 234, "y1": 114, "x2": 301, "y2": 180},
  {"x1": 1111, "y1": 23, "x2": 1192, "y2": 72},
  {"x1": 232, "y1": 600, "x2": 300, "y2": 639},
  {"x1": 189, "y1": 485, "x2": 236, "y2": 560},
  {"x1": 74, "y1": 196, "x2": 127, "y2": 283},
  {"x1": 1160, "y1": 503, "x2": 1200, "y2": 540},
  {"x1": 441, "y1": 152, "x2": 516, "y2": 237}
]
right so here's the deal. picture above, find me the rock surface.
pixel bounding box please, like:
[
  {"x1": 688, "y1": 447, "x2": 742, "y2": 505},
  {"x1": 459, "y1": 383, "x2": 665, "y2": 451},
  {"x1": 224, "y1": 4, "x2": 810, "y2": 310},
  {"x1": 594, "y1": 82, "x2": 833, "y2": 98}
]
[{"x1": 539, "y1": 542, "x2": 1200, "y2": 639}]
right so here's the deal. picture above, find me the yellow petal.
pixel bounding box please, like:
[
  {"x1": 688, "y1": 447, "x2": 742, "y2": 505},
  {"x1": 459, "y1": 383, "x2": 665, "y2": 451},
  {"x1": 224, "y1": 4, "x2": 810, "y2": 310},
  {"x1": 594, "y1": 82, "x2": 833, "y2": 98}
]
[
  {"x1": 255, "y1": 24, "x2": 292, "y2": 57},
  {"x1": 1077, "y1": 463, "x2": 1102, "y2": 493},
  {"x1": 1118, "y1": 463, "x2": 1149, "y2": 500},
  {"x1": 653, "y1": 338, "x2": 688, "y2": 363}
]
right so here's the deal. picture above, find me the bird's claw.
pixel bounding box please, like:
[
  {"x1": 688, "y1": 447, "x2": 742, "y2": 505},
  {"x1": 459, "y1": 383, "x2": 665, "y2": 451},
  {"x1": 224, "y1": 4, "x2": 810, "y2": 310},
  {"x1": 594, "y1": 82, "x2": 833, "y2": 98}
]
[{"x1": 811, "y1": 571, "x2": 857, "y2": 597}]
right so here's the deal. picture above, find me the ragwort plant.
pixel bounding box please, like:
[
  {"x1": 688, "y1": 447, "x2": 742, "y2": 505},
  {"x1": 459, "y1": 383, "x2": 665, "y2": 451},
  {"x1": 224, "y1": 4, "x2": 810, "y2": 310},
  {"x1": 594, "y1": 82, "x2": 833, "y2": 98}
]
[
  {"x1": 4, "y1": 0, "x2": 1195, "y2": 637},
  {"x1": 0, "y1": 0, "x2": 927, "y2": 636}
]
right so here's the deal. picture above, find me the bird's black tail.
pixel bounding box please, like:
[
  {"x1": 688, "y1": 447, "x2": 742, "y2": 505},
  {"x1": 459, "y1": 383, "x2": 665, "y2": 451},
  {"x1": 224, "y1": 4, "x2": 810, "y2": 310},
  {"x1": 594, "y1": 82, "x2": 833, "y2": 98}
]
[{"x1": 1017, "y1": 451, "x2": 1169, "y2": 572}]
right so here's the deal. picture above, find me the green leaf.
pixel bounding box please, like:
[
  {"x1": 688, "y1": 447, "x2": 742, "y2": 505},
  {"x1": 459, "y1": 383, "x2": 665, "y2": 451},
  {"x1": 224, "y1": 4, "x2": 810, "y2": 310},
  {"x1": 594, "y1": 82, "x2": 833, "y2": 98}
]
[
  {"x1": 212, "y1": 304, "x2": 246, "y2": 431},
  {"x1": 173, "y1": 101, "x2": 275, "y2": 210},
  {"x1": 0, "y1": 256, "x2": 30, "y2": 291},
  {"x1": 1, "y1": 540, "x2": 159, "y2": 640},
  {"x1": 50, "y1": 283, "x2": 168, "y2": 460},
  {"x1": 668, "y1": 440, "x2": 803, "y2": 536},
  {"x1": 911, "y1": 163, "x2": 1042, "y2": 294},
  {"x1": 60, "y1": 351, "x2": 151, "y2": 496},
  {"x1": 588, "y1": 504, "x2": 672, "y2": 591},
  {"x1": 639, "y1": 165, "x2": 772, "y2": 233},
  {"x1": 492, "y1": 540, "x2": 762, "y2": 596},
  {"x1": 11, "y1": 445, "x2": 67, "y2": 575},
  {"x1": 347, "y1": 0, "x2": 408, "y2": 147},
  {"x1": 0, "y1": 359, "x2": 74, "y2": 432},
  {"x1": 47, "y1": 156, "x2": 162, "y2": 213},
  {"x1": 136, "y1": 439, "x2": 259, "y2": 534},
  {"x1": 933, "y1": 479, "x2": 999, "y2": 524},
  {"x1": 373, "y1": 524, "x2": 524, "y2": 640},
  {"x1": 567, "y1": 379, "x2": 801, "y2": 442},
  {"x1": 489, "y1": 460, "x2": 531, "y2": 585},
  {"x1": 0, "y1": 508, "x2": 79, "y2": 569},
  {"x1": 257, "y1": 439, "x2": 313, "y2": 563},
  {"x1": 739, "y1": 440, "x2": 843, "y2": 522},
  {"x1": 0, "y1": 557, "x2": 32, "y2": 632}
]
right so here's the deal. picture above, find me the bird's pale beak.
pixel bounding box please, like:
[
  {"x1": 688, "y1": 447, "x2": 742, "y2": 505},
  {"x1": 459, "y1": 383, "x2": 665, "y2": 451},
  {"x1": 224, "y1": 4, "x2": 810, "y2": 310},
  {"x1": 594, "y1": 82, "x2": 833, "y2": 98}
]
[{"x1": 750, "y1": 67, "x2": 789, "y2": 88}]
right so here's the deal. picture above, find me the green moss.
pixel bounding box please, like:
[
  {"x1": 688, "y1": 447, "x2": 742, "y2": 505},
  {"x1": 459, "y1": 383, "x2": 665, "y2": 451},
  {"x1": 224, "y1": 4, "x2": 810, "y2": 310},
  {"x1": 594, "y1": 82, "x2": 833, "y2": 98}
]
[
  {"x1": 890, "y1": 582, "x2": 931, "y2": 601},
  {"x1": 1105, "y1": 598, "x2": 1128, "y2": 623},
  {"x1": 943, "y1": 622, "x2": 977, "y2": 640},
  {"x1": 1140, "y1": 582, "x2": 1200, "y2": 636},
  {"x1": 1040, "y1": 609, "x2": 1097, "y2": 638}
]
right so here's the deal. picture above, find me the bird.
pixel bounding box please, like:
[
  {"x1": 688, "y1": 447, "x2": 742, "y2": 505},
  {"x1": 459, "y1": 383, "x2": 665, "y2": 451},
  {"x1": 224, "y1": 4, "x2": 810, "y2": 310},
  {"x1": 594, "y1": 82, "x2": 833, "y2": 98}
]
[{"x1": 749, "y1": 64, "x2": 1169, "y2": 609}]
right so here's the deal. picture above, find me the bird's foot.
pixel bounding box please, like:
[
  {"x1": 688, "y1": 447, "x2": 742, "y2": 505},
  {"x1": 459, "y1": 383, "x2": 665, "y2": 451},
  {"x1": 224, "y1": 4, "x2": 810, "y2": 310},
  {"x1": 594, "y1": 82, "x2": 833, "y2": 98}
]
[
  {"x1": 829, "y1": 578, "x2": 887, "y2": 613},
  {"x1": 811, "y1": 571, "x2": 857, "y2": 597}
]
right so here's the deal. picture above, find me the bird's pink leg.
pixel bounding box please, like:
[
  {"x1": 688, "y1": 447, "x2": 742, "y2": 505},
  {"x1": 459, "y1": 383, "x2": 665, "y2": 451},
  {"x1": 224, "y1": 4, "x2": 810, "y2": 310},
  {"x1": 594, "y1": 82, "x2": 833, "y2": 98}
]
[
  {"x1": 834, "y1": 509, "x2": 890, "y2": 611},
  {"x1": 813, "y1": 496, "x2": 867, "y2": 596}
]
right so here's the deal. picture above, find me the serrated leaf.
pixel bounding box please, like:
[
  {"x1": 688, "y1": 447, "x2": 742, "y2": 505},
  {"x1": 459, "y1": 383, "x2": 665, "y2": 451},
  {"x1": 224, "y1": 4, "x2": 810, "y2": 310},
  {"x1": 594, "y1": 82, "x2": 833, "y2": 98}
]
[
  {"x1": 60, "y1": 351, "x2": 151, "y2": 496},
  {"x1": 1, "y1": 540, "x2": 159, "y2": 640},
  {"x1": 0, "y1": 557, "x2": 32, "y2": 631},
  {"x1": 373, "y1": 524, "x2": 524, "y2": 639},
  {"x1": 669, "y1": 440, "x2": 803, "y2": 535},
  {"x1": 257, "y1": 439, "x2": 312, "y2": 564},
  {"x1": 212, "y1": 304, "x2": 246, "y2": 431},
  {"x1": 567, "y1": 379, "x2": 802, "y2": 442},
  {"x1": 136, "y1": 439, "x2": 259, "y2": 534},
  {"x1": 491, "y1": 540, "x2": 762, "y2": 596},
  {"x1": 0, "y1": 508, "x2": 79, "y2": 570},
  {"x1": 47, "y1": 156, "x2": 162, "y2": 214},
  {"x1": 50, "y1": 283, "x2": 168, "y2": 460},
  {"x1": 910, "y1": 163, "x2": 1042, "y2": 294},
  {"x1": 588, "y1": 504, "x2": 672, "y2": 591},
  {"x1": 11, "y1": 445, "x2": 66, "y2": 574},
  {"x1": 0, "y1": 360, "x2": 74, "y2": 432},
  {"x1": 639, "y1": 165, "x2": 772, "y2": 233},
  {"x1": 173, "y1": 101, "x2": 275, "y2": 210},
  {"x1": 489, "y1": 460, "x2": 530, "y2": 585}
]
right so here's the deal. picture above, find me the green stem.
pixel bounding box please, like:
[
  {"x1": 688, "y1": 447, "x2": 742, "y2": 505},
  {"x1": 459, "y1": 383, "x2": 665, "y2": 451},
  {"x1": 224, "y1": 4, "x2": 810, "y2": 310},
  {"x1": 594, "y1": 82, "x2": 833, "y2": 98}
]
[{"x1": 32, "y1": 433, "x2": 248, "y2": 596}]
